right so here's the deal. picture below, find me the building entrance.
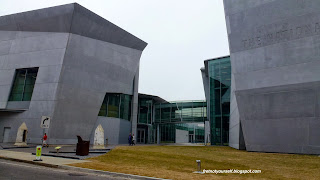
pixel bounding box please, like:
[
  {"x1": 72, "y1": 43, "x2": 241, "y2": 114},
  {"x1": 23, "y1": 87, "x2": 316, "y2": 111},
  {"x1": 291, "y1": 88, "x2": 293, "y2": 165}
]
[
  {"x1": 22, "y1": 130, "x2": 27, "y2": 142},
  {"x1": 137, "y1": 129, "x2": 145, "y2": 144},
  {"x1": 14, "y1": 122, "x2": 28, "y2": 146},
  {"x1": 189, "y1": 134, "x2": 194, "y2": 143}
]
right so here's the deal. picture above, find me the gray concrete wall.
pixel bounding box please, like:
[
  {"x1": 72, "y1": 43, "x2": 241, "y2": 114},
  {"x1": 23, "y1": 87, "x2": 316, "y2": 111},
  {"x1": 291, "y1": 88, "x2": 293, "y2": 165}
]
[
  {"x1": 90, "y1": 117, "x2": 131, "y2": 145},
  {"x1": 49, "y1": 33, "x2": 142, "y2": 144},
  {"x1": 228, "y1": 70, "x2": 242, "y2": 149},
  {"x1": 201, "y1": 69, "x2": 211, "y2": 144},
  {"x1": 0, "y1": 3, "x2": 147, "y2": 145},
  {"x1": 0, "y1": 31, "x2": 68, "y2": 144},
  {"x1": 204, "y1": 121, "x2": 210, "y2": 144},
  {"x1": 200, "y1": 68, "x2": 209, "y2": 102},
  {"x1": 224, "y1": 0, "x2": 320, "y2": 154},
  {"x1": 131, "y1": 67, "x2": 139, "y2": 138},
  {"x1": 0, "y1": 3, "x2": 146, "y2": 51},
  {"x1": 119, "y1": 119, "x2": 132, "y2": 144}
]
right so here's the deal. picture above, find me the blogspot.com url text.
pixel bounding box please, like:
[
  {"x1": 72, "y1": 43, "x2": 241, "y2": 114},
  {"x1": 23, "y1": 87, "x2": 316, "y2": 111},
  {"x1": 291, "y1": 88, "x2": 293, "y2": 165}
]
[{"x1": 203, "y1": 169, "x2": 262, "y2": 174}]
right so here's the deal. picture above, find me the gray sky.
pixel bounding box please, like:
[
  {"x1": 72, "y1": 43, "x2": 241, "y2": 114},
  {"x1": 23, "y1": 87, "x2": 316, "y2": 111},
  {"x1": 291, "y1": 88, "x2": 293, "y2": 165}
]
[{"x1": 0, "y1": 0, "x2": 230, "y2": 101}]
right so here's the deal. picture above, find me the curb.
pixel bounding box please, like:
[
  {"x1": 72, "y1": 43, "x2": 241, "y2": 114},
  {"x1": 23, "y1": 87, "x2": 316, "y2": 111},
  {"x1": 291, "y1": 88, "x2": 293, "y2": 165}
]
[
  {"x1": 1, "y1": 146, "x2": 37, "y2": 150},
  {"x1": 0, "y1": 156, "x2": 169, "y2": 180},
  {"x1": 0, "y1": 156, "x2": 59, "y2": 168},
  {"x1": 48, "y1": 151, "x2": 109, "y2": 154},
  {"x1": 60, "y1": 165, "x2": 169, "y2": 180},
  {"x1": 31, "y1": 153, "x2": 80, "y2": 160}
]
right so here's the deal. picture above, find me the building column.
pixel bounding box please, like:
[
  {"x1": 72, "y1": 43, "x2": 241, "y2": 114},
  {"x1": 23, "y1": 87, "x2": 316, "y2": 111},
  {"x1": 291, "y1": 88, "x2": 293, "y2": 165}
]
[
  {"x1": 205, "y1": 120, "x2": 210, "y2": 145},
  {"x1": 153, "y1": 126, "x2": 156, "y2": 143},
  {"x1": 157, "y1": 124, "x2": 160, "y2": 144},
  {"x1": 131, "y1": 66, "x2": 139, "y2": 137},
  {"x1": 193, "y1": 126, "x2": 196, "y2": 143}
]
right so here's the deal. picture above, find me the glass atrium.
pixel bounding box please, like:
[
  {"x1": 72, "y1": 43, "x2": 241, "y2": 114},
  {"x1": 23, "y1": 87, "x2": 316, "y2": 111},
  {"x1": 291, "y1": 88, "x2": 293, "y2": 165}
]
[
  {"x1": 155, "y1": 101, "x2": 207, "y2": 143},
  {"x1": 208, "y1": 56, "x2": 231, "y2": 145}
]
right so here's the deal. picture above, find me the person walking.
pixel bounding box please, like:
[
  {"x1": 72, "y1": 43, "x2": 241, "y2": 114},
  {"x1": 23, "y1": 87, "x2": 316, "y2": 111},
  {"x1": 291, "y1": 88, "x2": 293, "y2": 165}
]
[
  {"x1": 42, "y1": 133, "x2": 48, "y2": 148},
  {"x1": 132, "y1": 133, "x2": 136, "y2": 145},
  {"x1": 128, "y1": 133, "x2": 132, "y2": 146}
]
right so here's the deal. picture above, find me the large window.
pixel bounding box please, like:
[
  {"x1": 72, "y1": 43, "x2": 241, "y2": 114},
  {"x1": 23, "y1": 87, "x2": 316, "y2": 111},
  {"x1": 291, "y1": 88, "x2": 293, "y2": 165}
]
[
  {"x1": 138, "y1": 98, "x2": 153, "y2": 124},
  {"x1": 208, "y1": 57, "x2": 231, "y2": 145},
  {"x1": 159, "y1": 123, "x2": 205, "y2": 143},
  {"x1": 154, "y1": 101, "x2": 207, "y2": 124},
  {"x1": 9, "y1": 68, "x2": 39, "y2": 101},
  {"x1": 120, "y1": 94, "x2": 132, "y2": 121},
  {"x1": 98, "y1": 93, "x2": 132, "y2": 121}
]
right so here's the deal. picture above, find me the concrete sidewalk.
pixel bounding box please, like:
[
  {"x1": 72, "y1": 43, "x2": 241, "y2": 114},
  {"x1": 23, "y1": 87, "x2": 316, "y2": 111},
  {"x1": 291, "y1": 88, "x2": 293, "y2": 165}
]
[
  {"x1": 0, "y1": 143, "x2": 114, "y2": 159},
  {"x1": 0, "y1": 149, "x2": 90, "y2": 167},
  {"x1": 0, "y1": 148, "x2": 167, "y2": 180}
]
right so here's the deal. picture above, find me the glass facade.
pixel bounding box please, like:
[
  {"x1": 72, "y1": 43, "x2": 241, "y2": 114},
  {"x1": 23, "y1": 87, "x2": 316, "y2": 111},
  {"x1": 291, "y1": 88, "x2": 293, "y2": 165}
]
[
  {"x1": 136, "y1": 98, "x2": 207, "y2": 144},
  {"x1": 138, "y1": 98, "x2": 153, "y2": 124},
  {"x1": 154, "y1": 101, "x2": 207, "y2": 124},
  {"x1": 159, "y1": 123, "x2": 205, "y2": 143},
  {"x1": 98, "y1": 93, "x2": 132, "y2": 121},
  {"x1": 153, "y1": 101, "x2": 207, "y2": 144},
  {"x1": 208, "y1": 56, "x2": 231, "y2": 145},
  {"x1": 9, "y1": 68, "x2": 39, "y2": 101}
]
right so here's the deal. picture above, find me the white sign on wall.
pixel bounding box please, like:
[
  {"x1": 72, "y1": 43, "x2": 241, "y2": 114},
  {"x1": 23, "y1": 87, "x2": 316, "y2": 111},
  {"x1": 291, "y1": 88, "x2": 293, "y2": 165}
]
[{"x1": 40, "y1": 116, "x2": 51, "y2": 129}]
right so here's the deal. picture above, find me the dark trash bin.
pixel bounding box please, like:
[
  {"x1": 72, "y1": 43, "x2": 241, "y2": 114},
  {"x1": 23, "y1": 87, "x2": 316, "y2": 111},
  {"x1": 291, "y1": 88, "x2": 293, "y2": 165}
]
[{"x1": 76, "y1": 135, "x2": 90, "y2": 156}]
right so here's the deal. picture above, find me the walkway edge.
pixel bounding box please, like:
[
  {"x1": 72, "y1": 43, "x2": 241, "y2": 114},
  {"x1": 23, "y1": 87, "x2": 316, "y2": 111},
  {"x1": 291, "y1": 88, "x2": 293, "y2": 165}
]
[
  {"x1": 0, "y1": 156, "x2": 59, "y2": 168},
  {"x1": 59, "y1": 165, "x2": 170, "y2": 180},
  {"x1": 0, "y1": 156, "x2": 169, "y2": 180}
]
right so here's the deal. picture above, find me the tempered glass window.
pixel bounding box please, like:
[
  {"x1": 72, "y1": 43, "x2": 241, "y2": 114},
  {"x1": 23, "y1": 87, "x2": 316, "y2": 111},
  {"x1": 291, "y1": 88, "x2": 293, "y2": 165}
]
[
  {"x1": 108, "y1": 94, "x2": 120, "y2": 118},
  {"x1": 138, "y1": 98, "x2": 153, "y2": 124},
  {"x1": 120, "y1": 94, "x2": 132, "y2": 121},
  {"x1": 159, "y1": 123, "x2": 205, "y2": 143},
  {"x1": 208, "y1": 57, "x2": 231, "y2": 145},
  {"x1": 98, "y1": 93, "x2": 132, "y2": 121},
  {"x1": 154, "y1": 101, "x2": 206, "y2": 124},
  {"x1": 9, "y1": 68, "x2": 39, "y2": 101}
]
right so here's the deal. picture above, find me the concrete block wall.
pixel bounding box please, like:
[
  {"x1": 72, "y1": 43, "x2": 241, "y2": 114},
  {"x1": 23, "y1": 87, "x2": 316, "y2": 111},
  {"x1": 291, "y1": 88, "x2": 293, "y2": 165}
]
[
  {"x1": 224, "y1": 0, "x2": 320, "y2": 154},
  {"x1": 90, "y1": 116, "x2": 131, "y2": 145},
  {"x1": 0, "y1": 3, "x2": 147, "y2": 145},
  {"x1": 50, "y1": 34, "x2": 142, "y2": 144},
  {"x1": 0, "y1": 31, "x2": 68, "y2": 144}
]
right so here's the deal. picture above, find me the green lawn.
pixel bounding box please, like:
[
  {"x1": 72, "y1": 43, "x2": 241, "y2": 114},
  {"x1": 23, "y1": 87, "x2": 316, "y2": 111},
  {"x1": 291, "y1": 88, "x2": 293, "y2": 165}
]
[{"x1": 70, "y1": 146, "x2": 320, "y2": 180}]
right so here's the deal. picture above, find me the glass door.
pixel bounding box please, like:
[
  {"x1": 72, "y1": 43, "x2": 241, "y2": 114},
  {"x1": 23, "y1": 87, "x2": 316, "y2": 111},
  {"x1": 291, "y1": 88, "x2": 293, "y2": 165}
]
[
  {"x1": 189, "y1": 134, "x2": 194, "y2": 143},
  {"x1": 137, "y1": 129, "x2": 145, "y2": 143}
]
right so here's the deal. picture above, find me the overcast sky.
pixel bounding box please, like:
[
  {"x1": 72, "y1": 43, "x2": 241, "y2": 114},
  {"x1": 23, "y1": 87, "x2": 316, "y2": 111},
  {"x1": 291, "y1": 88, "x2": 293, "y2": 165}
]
[{"x1": 0, "y1": 0, "x2": 230, "y2": 101}]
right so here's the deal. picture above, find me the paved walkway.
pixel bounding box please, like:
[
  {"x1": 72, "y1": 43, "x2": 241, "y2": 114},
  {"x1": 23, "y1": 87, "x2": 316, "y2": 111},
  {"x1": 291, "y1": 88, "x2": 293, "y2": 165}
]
[
  {"x1": 0, "y1": 143, "x2": 115, "y2": 159},
  {"x1": 0, "y1": 149, "x2": 166, "y2": 180},
  {"x1": 0, "y1": 149, "x2": 90, "y2": 166}
]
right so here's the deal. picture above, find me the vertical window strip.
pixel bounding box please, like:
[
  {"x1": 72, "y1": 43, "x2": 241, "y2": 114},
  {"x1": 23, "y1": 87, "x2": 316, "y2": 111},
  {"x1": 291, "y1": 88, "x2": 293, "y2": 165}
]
[{"x1": 9, "y1": 68, "x2": 38, "y2": 102}]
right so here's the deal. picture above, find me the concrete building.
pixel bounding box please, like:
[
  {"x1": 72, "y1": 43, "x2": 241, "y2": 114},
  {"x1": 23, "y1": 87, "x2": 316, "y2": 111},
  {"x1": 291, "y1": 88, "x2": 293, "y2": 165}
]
[
  {"x1": 137, "y1": 94, "x2": 208, "y2": 145},
  {"x1": 153, "y1": 100, "x2": 207, "y2": 144},
  {"x1": 137, "y1": 93, "x2": 167, "y2": 144},
  {"x1": 223, "y1": 0, "x2": 320, "y2": 154},
  {"x1": 0, "y1": 3, "x2": 147, "y2": 145}
]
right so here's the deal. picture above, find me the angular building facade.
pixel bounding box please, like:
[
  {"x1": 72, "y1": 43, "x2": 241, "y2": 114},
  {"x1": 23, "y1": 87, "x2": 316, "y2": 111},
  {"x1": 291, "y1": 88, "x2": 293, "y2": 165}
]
[
  {"x1": 0, "y1": 3, "x2": 147, "y2": 145},
  {"x1": 202, "y1": 56, "x2": 231, "y2": 146},
  {"x1": 224, "y1": 0, "x2": 320, "y2": 154}
]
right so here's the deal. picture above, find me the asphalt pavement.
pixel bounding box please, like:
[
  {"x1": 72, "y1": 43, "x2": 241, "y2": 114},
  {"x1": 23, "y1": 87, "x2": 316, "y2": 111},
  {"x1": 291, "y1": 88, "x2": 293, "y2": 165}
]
[
  {"x1": 0, "y1": 143, "x2": 167, "y2": 180},
  {"x1": 0, "y1": 159, "x2": 127, "y2": 180}
]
